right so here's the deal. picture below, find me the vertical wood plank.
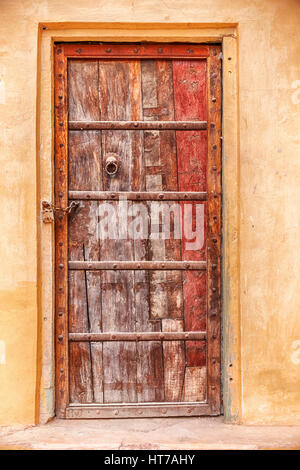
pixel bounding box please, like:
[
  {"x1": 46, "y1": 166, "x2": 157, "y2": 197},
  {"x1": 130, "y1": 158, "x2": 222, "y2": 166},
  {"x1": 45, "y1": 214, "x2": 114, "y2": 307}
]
[
  {"x1": 54, "y1": 45, "x2": 69, "y2": 417},
  {"x1": 173, "y1": 58, "x2": 208, "y2": 399},
  {"x1": 182, "y1": 367, "x2": 206, "y2": 402},
  {"x1": 206, "y1": 46, "x2": 222, "y2": 414},
  {"x1": 162, "y1": 319, "x2": 185, "y2": 401},
  {"x1": 99, "y1": 60, "x2": 137, "y2": 403},
  {"x1": 68, "y1": 59, "x2": 103, "y2": 403}
]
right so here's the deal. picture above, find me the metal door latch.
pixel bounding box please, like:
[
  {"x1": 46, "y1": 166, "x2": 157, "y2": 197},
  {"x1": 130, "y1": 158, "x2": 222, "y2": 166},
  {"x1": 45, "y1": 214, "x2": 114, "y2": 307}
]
[
  {"x1": 104, "y1": 154, "x2": 120, "y2": 176},
  {"x1": 41, "y1": 200, "x2": 80, "y2": 223}
]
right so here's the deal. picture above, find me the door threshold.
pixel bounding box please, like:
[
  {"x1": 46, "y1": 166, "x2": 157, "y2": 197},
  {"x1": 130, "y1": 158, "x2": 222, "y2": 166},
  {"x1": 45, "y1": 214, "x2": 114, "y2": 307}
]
[{"x1": 66, "y1": 402, "x2": 218, "y2": 419}]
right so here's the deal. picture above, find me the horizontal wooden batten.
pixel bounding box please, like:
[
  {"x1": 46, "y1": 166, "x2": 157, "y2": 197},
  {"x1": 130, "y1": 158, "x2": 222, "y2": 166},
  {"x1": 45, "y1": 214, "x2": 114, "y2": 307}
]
[
  {"x1": 60, "y1": 43, "x2": 210, "y2": 59},
  {"x1": 69, "y1": 190, "x2": 207, "y2": 201},
  {"x1": 66, "y1": 403, "x2": 213, "y2": 419},
  {"x1": 68, "y1": 120, "x2": 207, "y2": 131},
  {"x1": 69, "y1": 332, "x2": 206, "y2": 342},
  {"x1": 68, "y1": 261, "x2": 207, "y2": 270}
]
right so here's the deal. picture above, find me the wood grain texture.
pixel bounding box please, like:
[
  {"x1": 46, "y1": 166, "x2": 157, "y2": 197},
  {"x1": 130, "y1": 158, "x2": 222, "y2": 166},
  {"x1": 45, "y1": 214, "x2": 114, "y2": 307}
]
[
  {"x1": 99, "y1": 60, "x2": 138, "y2": 403},
  {"x1": 67, "y1": 59, "x2": 104, "y2": 404},
  {"x1": 54, "y1": 45, "x2": 69, "y2": 417},
  {"x1": 206, "y1": 46, "x2": 222, "y2": 414},
  {"x1": 162, "y1": 319, "x2": 185, "y2": 401},
  {"x1": 61, "y1": 43, "x2": 210, "y2": 59},
  {"x1": 173, "y1": 59, "x2": 208, "y2": 383}
]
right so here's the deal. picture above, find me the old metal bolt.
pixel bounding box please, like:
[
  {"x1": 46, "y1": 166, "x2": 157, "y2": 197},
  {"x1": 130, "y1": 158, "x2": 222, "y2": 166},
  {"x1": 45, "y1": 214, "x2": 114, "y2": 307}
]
[
  {"x1": 76, "y1": 48, "x2": 82, "y2": 53},
  {"x1": 212, "y1": 97, "x2": 216, "y2": 102},
  {"x1": 57, "y1": 49, "x2": 62, "y2": 54},
  {"x1": 59, "y1": 263, "x2": 64, "y2": 269},
  {"x1": 58, "y1": 335, "x2": 63, "y2": 341},
  {"x1": 106, "y1": 48, "x2": 112, "y2": 53}
]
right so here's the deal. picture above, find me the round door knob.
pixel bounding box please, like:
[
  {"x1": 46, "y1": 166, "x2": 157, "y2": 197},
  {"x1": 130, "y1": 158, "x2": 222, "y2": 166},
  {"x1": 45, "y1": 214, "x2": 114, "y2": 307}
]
[{"x1": 105, "y1": 154, "x2": 120, "y2": 176}]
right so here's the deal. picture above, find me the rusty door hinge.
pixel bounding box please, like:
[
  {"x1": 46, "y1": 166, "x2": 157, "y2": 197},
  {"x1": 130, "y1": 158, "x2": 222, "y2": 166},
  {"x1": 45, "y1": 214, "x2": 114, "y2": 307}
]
[{"x1": 41, "y1": 200, "x2": 79, "y2": 223}]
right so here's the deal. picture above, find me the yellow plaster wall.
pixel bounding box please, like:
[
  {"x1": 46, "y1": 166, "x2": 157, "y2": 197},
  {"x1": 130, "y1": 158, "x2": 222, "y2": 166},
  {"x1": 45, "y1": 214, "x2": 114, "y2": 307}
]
[{"x1": 0, "y1": 0, "x2": 300, "y2": 425}]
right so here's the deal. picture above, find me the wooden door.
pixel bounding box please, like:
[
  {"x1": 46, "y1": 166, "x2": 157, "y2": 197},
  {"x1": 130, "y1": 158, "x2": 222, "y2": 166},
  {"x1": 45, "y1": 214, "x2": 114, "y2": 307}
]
[{"x1": 54, "y1": 43, "x2": 221, "y2": 418}]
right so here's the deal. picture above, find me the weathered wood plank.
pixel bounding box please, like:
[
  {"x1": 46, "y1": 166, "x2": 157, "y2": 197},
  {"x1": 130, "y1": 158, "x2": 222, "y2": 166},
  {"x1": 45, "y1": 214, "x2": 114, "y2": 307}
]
[
  {"x1": 69, "y1": 332, "x2": 206, "y2": 341},
  {"x1": 142, "y1": 60, "x2": 184, "y2": 328},
  {"x1": 130, "y1": 62, "x2": 164, "y2": 402},
  {"x1": 173, "y1": 59, "x2": 208, "y2": 376},
  {"x1": 182, "y1": 367, "x2": 206, "y2": 402},
  {"x1": 68, "y1": 59, "x2": 103, "y2": 403},
  {"x1": 162, "y1": 319, "x2": 185, "y2": 401},
  {"x1": 99, "y1": 60, "x2": 137, "y2": 403},
  {"x1": 68, "y1": 261, "x2": 207, "y2": 270},
  {"x1": 69, "y1": 190, "x2": 207, "y2": 201},
  {"x1": 206, "y1": 47, "x2": 222, "y2": 413},
  {"x1": 54, "y1": 44, "x2": 69, "y2": 417},
  {"x1": 68, "y1": 270, "x2": 93, "y2": 403},
  {"x1": 61, "y1": 43, "x2": 210, "y2": 59}
]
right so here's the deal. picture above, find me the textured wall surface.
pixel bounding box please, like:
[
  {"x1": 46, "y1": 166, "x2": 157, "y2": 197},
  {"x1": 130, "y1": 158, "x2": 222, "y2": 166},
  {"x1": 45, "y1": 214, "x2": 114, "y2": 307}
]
[{"x1": 0, "y1": 0, "x2": 300, "y2": 425}]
